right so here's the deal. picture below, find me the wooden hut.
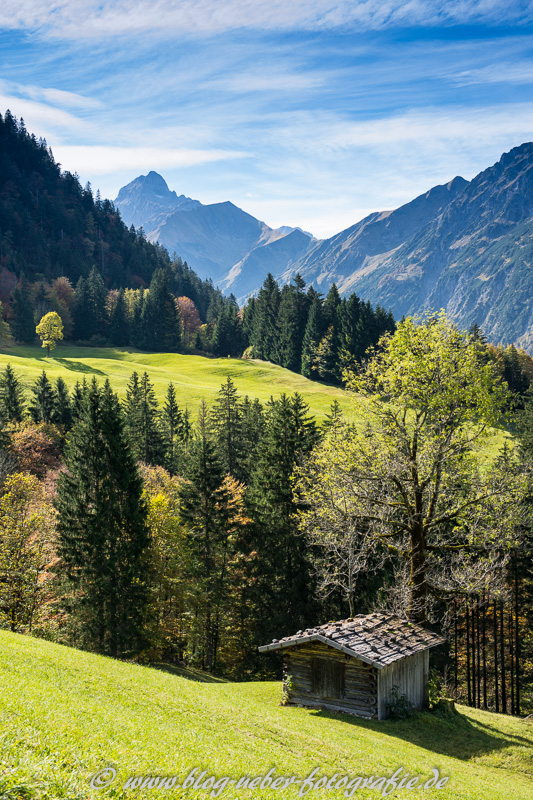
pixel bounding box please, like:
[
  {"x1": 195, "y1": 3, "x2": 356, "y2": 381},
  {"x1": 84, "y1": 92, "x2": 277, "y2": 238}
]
[{"x1": 259, "y1": 613, "x2": 445, "y2": 720}]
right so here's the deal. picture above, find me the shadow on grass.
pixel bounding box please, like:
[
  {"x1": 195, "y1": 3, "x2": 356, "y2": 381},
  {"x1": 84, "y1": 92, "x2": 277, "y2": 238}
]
[
  {"x1": 150, "y1": 662, "x2": 229, "y2": 684},
  {"x1": 307, "y1": 706, "x2": 533, "y2": 761},
  {"x1": 52, "y1": 358, "x2": 105, "y2": 375}
]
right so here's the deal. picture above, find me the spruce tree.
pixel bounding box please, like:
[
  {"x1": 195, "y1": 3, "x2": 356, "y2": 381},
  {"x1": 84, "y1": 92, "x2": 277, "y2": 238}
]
[
  {"x1": 124, "y1": 371, "x2": 164, "y2": 464},
  {"x1": 248, "y1": 393, "x2": 318, "y2": 642},
  {"x1": 162, "y1": 381, "x2": 183, "y2": 473},
  {"x1": 276, "y1": 274, "x2": 309, "y2": 372},
  {"x1": 301, "y1": 289, "x2": 325, "y2": 378},
  {"x1": 211, "y1": 303, "x2": 244, "y2": 358},
  {"x1": 108, "y1": 288, "x2": 129, "y2": 347},
  {"x1": 53, "y1": 376, "x2": 72, "y2": 430},
  {"x1": 179, "y1": 401, "x2": 234, "y2": 670},
  {"x1": 211, "y1": 377, "x2": 243, "y2": 479},
  {"x1": 141, "y1": 268, "x2": 181, "y2": 351},
  {"x1": 71, "y1": 379, "x2": 88, "y2": 422},
  {"x1": 55, "y1": 379, "x2": 150, "y2": 657},
  {"x1": 29, "y1": 370, "x2": 56, "y2": 423},
  {"x1": 250, "y1": 274, "x2": 280, "y2": 361},
  {"x1": 0, "y1": 364, "x2": 25, "y2": 423}
]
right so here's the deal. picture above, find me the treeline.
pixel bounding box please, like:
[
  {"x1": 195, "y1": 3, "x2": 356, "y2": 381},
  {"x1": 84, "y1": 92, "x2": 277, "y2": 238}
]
[{"x1": 242, "y1": 275, "x2": 395, "y2": 382}]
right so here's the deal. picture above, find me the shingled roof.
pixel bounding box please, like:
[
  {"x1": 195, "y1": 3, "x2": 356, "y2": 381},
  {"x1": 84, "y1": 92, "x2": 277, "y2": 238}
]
[{"x1": 258, "y1": 613, "x2": 445, "y2": 670}]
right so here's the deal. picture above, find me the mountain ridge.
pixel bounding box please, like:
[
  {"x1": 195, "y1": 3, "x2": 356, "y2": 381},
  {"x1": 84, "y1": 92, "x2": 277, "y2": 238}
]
[{"x1": 115, "y1": 143, "x2": 533, "y2": 348}]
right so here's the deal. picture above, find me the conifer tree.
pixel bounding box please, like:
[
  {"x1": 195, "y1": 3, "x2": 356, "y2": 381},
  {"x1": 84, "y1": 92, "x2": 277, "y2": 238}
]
[
  {"x1": 276, "y1": 274, "x2": 309, "y2": 372},
  {"x1": 71, "y1": 379, "x2": 88, "y2": 422},
  {"x1": 211, "y1": 303, "x2": 244, "y2": 357},
  {"x1": 211, "y1": 377, "x2": 244, "y2": 480},
  {"x1": 162, "y1": 381, "x2": 183, "y2": 473},
  {"x1": 56, "y1": 379, "x2": 150, "y2": 657},
  {"x1": 29, "y1": 370, "x2": 56, "y2": 423},
  {"x1": 0, "y1": 364, "x2": 25, "y2": 423},
  {"x1": 130, "y1": 290, "x2": 145, "y2": 349},
  {"x1": 108, "y1": 288, "x2": 129, "y2": 347},
  {"x1": 53, "y1": 376, "x2": 72, "y2": 430},
  {"x1": 248, "y1": 393, "x2": 318, "y2": 641},
  {"x1": 250, "y1": 274, "x2": 280, "y2": 361},
  {"x1": 124, "y1": 371, "x2": 164, "y2": 464},
  {"x1": 300, "y1": 288, "x2": 325, "y2": 378},
  {"x1": 141, "y1": 268, "x2": 181, "y2": 351},
  {"x1": 179, "y1": 401, "x2": 235, "y2": 671}
]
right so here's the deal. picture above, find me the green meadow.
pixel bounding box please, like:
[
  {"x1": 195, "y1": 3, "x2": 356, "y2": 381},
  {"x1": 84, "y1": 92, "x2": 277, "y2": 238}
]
[
  {"x1": 0, "y1": 344, "x2": 347, "y2": 421},
  {"x1": 0, "y1": 631, "x2": 532, "y2": 800}
]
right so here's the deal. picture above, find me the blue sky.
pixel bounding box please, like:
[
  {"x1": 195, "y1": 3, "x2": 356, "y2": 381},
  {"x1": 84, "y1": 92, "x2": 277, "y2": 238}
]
[{"x1": 1, "y1": 2, "x2": 532, "y2": 238}]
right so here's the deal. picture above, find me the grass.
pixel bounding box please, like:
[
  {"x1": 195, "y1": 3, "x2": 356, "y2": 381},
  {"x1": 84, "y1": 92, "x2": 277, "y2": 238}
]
[
  {"x1": 1, "y1": 631, "x2": 532, "y2": 800},
  {"x1": 0, "y1": 345, "x2": 347, "y2": 421}
]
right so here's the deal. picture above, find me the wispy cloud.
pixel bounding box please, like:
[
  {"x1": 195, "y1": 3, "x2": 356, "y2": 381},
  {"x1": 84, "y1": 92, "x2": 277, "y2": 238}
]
[
  {"x1": 1, "y1": 1, "x2": 531, "y2": 39},
  {"x1": 53, "y1": 145, "x2": 249, "y2": 176}
]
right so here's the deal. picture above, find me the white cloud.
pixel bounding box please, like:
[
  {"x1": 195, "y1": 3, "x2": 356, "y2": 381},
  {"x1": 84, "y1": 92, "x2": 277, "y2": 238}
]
[
  {"x1": 0, "y1": 1, "x2": 530, "y2": 38},
  {"x1": 53, "y1": 145, "x2": 249, "y2": 175},
  {"x1": 0, "y1": 92, "x2": 86, "y2": 136},
  {"x1": 452, "y1": 62, "x2": 533, "y2": 86}
]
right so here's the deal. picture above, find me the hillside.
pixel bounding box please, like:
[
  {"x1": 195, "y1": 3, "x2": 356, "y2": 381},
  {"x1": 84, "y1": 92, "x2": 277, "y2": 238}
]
[
  {"x1": 0, "y1": 345, "x2": 347, "y2": 419},
  {"x1": 1, "y1": 631, "x2": 532, "y2": 800},
  {"x1": 0, "y1": 111, "x2": 171, "y2": 288}
]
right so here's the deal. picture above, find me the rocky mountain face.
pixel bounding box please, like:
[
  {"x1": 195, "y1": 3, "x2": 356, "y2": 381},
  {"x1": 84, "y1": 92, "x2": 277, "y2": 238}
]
[
  {"x1": 115, "y1": 173, "x2": 313, "y2": 286},
  {"x1": 115, "y1": 171, "x2": 201, "y2": 230},
  {"x1": 116, "y1": 145, "x2": 533, "y2": 347},
  {"x1": 282, "y1": 143, "x2": 533, "y2": 348}
]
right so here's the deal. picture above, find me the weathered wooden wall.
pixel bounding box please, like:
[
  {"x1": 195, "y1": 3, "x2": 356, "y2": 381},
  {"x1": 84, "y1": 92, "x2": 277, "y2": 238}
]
[
  {"x1": 283, "y1": 641, "x2": 378, "y2": 719},
  {"x1": 377, "y1": 649, "x2": 429, "y2": 719}
]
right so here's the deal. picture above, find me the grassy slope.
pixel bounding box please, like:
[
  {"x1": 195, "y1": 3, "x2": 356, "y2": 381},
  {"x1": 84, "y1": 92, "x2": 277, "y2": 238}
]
[
  {"x1": 1, "y1": 632, "x2": 532, "y2": 800},
  {"x1": 0, "y1": 346, "x2": 511, "y2": 458},
  {"x1": 0, "y1": 345, "x2": 347, "y2": 420}
]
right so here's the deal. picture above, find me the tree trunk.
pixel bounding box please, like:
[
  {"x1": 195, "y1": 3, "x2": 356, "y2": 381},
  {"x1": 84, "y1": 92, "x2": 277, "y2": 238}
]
[{"x1": 408, "y1": 524, "x2": 427, "y2": 625}]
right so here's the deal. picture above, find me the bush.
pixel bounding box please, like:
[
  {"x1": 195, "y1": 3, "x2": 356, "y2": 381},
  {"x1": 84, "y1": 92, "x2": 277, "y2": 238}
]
[{"x1": 386, "y1": 685, "x2": 414, "y2": 719}]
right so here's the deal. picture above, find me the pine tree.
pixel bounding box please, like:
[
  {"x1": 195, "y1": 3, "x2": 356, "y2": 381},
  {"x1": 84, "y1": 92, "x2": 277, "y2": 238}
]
[
  {"x1": 141, "y1": 268, "x2": 181, "y2": 351},
  {"x1": 53, "y1": 376, "x2": 72, "y2": 430},
  {"x1": 130, "y1": 290, "x2": 145, "y2": 349},
  {"x1": 211, "y1": 303, "x2": 244, "y2": 357},
  {"x1": 276, "y1": 274, "x2": 309, "y2": 372},
  {"x1": 301, "y1": 288, "x2": 325, "y2": 378},
  {"x1": 211, "y1": 377, "x2": 244, "y2": 480},
  {"x1": 108, "y1": 288, "x2": 129, "y2": 347},
  {"x1": 250, "y1": 274, "x2": 280, "y2": 361},
  {"x1": 124, "y1": 371, "x2": 164, "y2": 464},
  {"x1": 71, "y1": 379, "x2": 88, "y2": 422},
  {"x1": 179, "y1": 401, "x2": 235, "y2": 670},
  {"x1": 0, "y1": 364, "x2": 25, "y2": 423},
  {"x1": 248, "y1": 393, "x2": 318, "y2": 642},
  {"x1": 162, "y1": 382, "x2": 183, "y2": 473},
  {"x1": 29, "y1": 371, "x2": 56, "y2": 423},
  {"x1": 55, "y1": 379, "x2": 150, "y2": 657}
]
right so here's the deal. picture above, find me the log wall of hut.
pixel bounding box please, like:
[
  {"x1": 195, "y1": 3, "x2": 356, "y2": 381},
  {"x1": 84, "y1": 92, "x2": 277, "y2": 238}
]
[{"x1": 283, "y1": 641, "x2": 378, "y2": 719}]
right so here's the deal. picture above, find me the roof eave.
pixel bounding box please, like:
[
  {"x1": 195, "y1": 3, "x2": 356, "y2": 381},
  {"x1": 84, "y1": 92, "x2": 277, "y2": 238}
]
[{"x1": 257, "y1": 633, "x2": 384, "y2": 669}]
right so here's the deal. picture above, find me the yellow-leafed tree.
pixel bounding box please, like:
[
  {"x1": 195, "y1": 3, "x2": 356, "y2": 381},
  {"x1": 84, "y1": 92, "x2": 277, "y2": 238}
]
[{"x1": 36, "y1": 311, "x2": 64, "y2": 356}]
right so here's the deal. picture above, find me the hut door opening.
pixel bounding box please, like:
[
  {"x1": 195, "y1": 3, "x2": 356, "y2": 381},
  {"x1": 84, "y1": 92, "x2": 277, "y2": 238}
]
[{"x1": 311, "y1": 657, "x2": 345, "y2": 699}]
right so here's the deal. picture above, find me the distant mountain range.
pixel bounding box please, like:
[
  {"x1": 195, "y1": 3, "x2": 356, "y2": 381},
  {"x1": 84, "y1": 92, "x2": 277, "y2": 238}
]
[
  {"x1": 115, "y1": 143, "x2": 533, "y2": 348},
  {"x1": 115, "y1": 172, "x2": 315, "y2": 294}
]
